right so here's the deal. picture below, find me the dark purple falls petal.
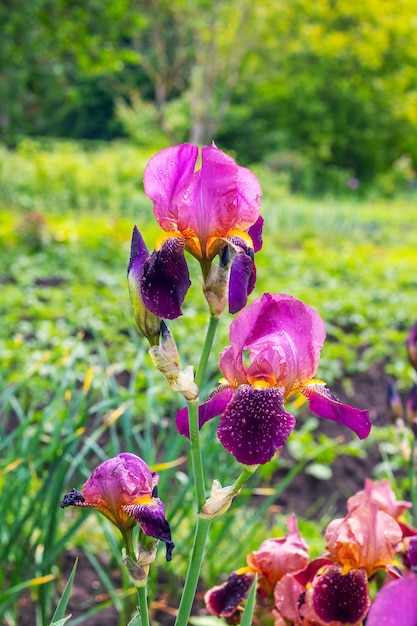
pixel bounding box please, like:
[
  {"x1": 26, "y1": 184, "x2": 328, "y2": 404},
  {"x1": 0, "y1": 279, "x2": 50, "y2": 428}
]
[
  {"x1": 247, "y1": 215, "x2": 264, "y2": 253},
  {"x1": 217, "y1": 385, "x2": 296, "y2": 465},
  {"x1": 311, "y1": 566, "x2": 370, "y2": 625},
  {"x1": 124, "y1": 499, "x2": 175, "y2": 561},
  {"x1": 301, "y1": 384, "x2": 372, "y2": 439},
  {"x1": 228, "y1": 244, "x2": 256, "y2": 314},
  {"x1": 205, "y1": 571, "x2": 255, "y2": 618},
  {"x1": 176, "y1": 386, "x2": 234, "y2": 437},
  {"x1": 60, "y1": 489, "x2": 86, "y2": 508},
  {"x1": 141, "y1": 237, "x2": 191, "y2": 319}
]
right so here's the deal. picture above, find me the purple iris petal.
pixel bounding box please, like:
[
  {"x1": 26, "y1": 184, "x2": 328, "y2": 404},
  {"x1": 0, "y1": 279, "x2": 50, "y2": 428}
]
[
  {"x1": 176, "y1": 386, "x2": 234, "y2": 437},
  {"x1": 128, "y1": 226, "x2": 149, "y2": 275},
  {"x1": 228, "y1": 246, "x2": 256, "y2": 314},
  {"x1": 143, "y1": 143, "x2": 199, "y2": 232},
  {"x1": 409, "y1": 536, "x2": 417, "y2": 571},
  {"x1": 217, "y1": 385, "x2": 296, "y2": 465},
  {"x1": 128, "y1": 227, "x2": 162, "y2": 343},
  {"x1": 301, "y1": 384, "x2": 372, "y2": 439},
  {"x1": 124, "y1": 499, "x2": 175, "y2": 561},
  {"x1": 226, "y1": 294, "x2": 326, "y2": 393},
  {"x1": 247, "y1": 215, "x2": 264, "y2": 253},
  {"x1": 141, "y1": 237, "x2": 191, "y2": 319},
  {"x1": 311, "y1": 566, "x2": 370, "y2": 625},
  {"x1": 366, "y1": 573, "x2": 417, "y2": 626},
  {"x1": 205, "y1": 571, "x2": 255, "y2": 618},
  {"x1": 236, "y1": 164, "x2": 263, "y2": 230}
]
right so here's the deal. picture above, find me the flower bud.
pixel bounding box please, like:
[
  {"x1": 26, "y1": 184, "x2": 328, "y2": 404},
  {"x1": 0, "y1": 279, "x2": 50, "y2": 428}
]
[
  {"x1": 149, "y1": 322, "x2": 199, "y2": 401},
  {"x1": 202, "y1": 245, "x2": 231, "y2": 318},
  {"x1": 200, "y1": 479, "x2": 237, "y2": 519},
  {"x1": 406, "y1": 383, "x2": 417, "y2": 435},
  {"x1": 128, "y1": 226, "x2": 162, "y2": 346}
]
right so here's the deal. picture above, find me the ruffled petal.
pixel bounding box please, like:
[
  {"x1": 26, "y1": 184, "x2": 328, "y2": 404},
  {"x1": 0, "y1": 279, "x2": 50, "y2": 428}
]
[
  {"x1": 301, "y1": 383, "x2": 372, "y2": 439},
  {"x1": 176, "y1": 386, "x2": 234, "y2": 437},
  {"x1": 198, "y1": 145, "x2": 240, "y2": 243},
  {"x1": 236, "y1": 165, "x2": 263, "y2": 230},
  {"x1": 247, "y1": 215, "x2": 264, "y2": 253},
  {"x1": 366, "y1": 574, "x2": 417, "y2": 626},
  {"x1": 247, "y1": 514, "x2": 309, "y2": 593},
  {"x1": 324, "y1": 501, "x2": 402, "y2": 575},
  {"x1": 228, "y1": 245, "x2": 256, "y2": 314},
  {"x1": 205, "y1": 571, "x2": 255, "y2": 618},
  {"x1": 124, "y1": 498, "x2": 175, "y2": 561},
  {"x1": 217, "y1": 385, "x2": 296, "y2": 465},
  {"x1": 225, "y1": 294, "x2": 326, "y2": 394},
  {"x1": 307, "y1": 565, "x2": 370, "y2": 626},
  {"x1": 143, "y1": 143, "x2": 198, "y2": 232},
  {"x1": 141, "y1": 237, "x2": 191, "y2": 319}
]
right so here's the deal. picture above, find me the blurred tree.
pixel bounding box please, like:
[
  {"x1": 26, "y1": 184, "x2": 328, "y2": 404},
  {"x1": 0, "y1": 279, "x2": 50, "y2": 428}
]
[
  {"x1": 218, "y1": 0, "x2": 417, "y2": 184},
  {"x1": 0, "y1": 0, "x2": 143, "y2": 142}
]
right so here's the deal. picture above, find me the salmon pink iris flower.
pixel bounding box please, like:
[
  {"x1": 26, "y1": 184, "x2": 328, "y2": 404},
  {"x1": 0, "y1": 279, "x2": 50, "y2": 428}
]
[
  {"x1": 129, "y1": 142, "x2": 263, "y2": 319},
  {"x1": 61, "y1": 453, "x2": 174, "y2": 560},
  {"x1": 176, "y1": 293, "x2": 371, "y2": 465}
]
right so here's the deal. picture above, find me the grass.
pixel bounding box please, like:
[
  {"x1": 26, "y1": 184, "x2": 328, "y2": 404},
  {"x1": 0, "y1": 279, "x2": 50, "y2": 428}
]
[{"x1": 1, "y1": 139, "x2": 416, "y2": 625}]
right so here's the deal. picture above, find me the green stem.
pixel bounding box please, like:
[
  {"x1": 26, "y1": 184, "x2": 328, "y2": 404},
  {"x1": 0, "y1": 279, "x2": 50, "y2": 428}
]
[
  {"x1": 188, "y1": 400, "x2": 206, "y2": 511},
  {"x1": 174, "y1": 517, "x2": 212, "y2": 626},
  {"x1": 231, "y1": 466, "x2": 258, "y2": 494},
  {"x1": 195, "y1": 315, "x2": 219, "y2": 389},
  {"x1": 175, "y1": 315, "x2": 219, "y2": 624},
  {"x1": 137, "y1": 585, "x2": 150, "y2": 626},
  {"x1": 189, "y1": 314, "x2": 220, "y2": 512}
]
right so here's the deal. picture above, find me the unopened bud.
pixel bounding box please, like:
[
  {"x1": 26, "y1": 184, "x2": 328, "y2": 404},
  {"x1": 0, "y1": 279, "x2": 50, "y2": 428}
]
[
  {"x1": 202, "y1": 245, "x2": 231, "y2": 318},
  {"x1": 386, "y1": 377, "x2": 404, "y2": 424},
  {"x1": 200, "y1": 479, "x2": 237, "y2": 519},
  {"x1": 128, "y1": 226, "x2": 162, "y2": 346},
  {"x1": 406, "y1": 383, "x2": 417, "y2": 436},
  {"x1": 149, "y1": 322, "x2": 199, "y2": 401}
]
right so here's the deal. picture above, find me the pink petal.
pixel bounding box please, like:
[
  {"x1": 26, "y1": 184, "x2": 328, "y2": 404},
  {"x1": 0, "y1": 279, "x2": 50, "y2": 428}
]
[
  {"x1": 224, "y1": 294, "x2": 325, "y2": 393},
  {"x1": 143, "y1": 143, "x2": 198, "y2": 231},
  {"x1": 247, "y1": 514, "x2": 309, "y2": 592},
  {"x1": 325, "y1": 501, "x2": 402, "y2": 575},
  {"x1": 196, "y1": 145, "x2": 240, "y2": 246},
  {"x1": 235, "y1": 165, "x2": 262, "y2": 230}
]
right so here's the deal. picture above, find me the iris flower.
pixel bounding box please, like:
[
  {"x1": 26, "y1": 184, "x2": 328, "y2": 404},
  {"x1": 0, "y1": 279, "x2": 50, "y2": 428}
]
[
  {"x1": 177, "y1": 293, "x2": 371, "y2": 465},
  {"x1": 129, "y1": 142, "x2": 263, "y2": 320},
  {"x1": 205, "y1": 515, "x2": 309, "y2": 621},
  {"x1": 61, "y1": 453, "x2": 174, "y2": 560}
]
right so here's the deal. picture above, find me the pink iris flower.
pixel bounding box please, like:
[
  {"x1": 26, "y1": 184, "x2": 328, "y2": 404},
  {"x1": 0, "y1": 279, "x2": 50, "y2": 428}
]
[
  {"x1": 61, "y1": 453, "x2": 174, "y2": 560},
  {"x1": 177, "y1": 293, "x2": 371, "y2": 465},
  {"x1": 128, "y1": 143, "x2": 263, "y2": 319},
  {"x1": 204, "y1": 515, "x2": 308, "y2": 621}
]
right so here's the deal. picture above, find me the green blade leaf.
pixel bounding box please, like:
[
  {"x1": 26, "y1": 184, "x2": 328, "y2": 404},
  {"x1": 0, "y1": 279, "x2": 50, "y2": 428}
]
[
  {"x1": 240, "y1": 573, "x2": 258, "y2": 626},
  {"x1": 50, "y1": 558, "x2": 78, "y2": 624}
]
